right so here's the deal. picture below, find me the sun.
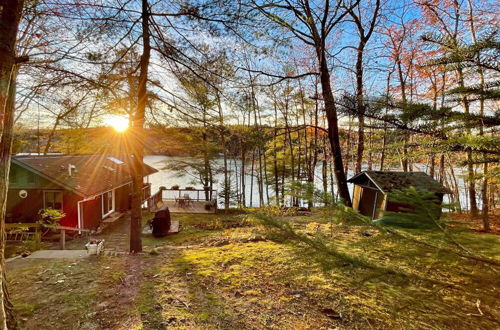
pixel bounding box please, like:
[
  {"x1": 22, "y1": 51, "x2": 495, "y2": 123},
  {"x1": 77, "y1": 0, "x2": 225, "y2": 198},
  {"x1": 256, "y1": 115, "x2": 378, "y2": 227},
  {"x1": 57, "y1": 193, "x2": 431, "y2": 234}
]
[{"x1": 105, "y1": 115, "x2": 129, "y2": 132}]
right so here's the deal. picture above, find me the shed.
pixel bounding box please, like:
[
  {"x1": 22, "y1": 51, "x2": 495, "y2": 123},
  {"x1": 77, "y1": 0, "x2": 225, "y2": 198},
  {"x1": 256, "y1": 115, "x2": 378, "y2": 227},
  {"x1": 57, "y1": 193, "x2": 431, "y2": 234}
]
[{"x1": 348, "y1": 171, "x2": 450, "y2": 219}]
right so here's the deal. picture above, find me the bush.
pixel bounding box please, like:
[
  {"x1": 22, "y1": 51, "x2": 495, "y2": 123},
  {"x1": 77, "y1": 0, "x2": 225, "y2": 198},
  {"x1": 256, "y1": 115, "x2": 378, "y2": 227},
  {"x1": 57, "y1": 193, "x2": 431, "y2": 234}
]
[
  {"x1": 38, "y1": 208, "x2": 66, "y2": 226},
  {"x1": 380, "y1": 187, "x2": 450, "y2": 229},
  {"x1": 170, "y1": 185, "x2": 179, "y2": 190}
]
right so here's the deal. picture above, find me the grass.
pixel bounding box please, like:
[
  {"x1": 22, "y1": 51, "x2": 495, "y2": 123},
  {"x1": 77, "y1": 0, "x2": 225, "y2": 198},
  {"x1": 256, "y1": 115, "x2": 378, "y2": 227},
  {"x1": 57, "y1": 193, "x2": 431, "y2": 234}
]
[{"x1": 6, "y1": 209, "x2": 500, "y2": 329}]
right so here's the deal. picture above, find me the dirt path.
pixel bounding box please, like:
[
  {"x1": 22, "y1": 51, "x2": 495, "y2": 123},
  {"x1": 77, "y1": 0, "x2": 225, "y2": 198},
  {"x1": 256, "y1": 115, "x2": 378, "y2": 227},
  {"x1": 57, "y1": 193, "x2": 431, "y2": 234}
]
[{"x1": 91, "y1": 255, "x2": 148, "y2": 329}]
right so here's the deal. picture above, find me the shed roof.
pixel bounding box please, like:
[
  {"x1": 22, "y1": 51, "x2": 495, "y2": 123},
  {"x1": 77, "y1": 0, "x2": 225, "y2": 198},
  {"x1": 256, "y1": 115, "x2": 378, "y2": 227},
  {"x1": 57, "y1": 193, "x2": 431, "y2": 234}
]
[
  {"x1": 348, "y1": 171, "x2": 450, "y2": 194},
  {"x1": 13, "y1": 154, "x2": 158, "y2": 198}
]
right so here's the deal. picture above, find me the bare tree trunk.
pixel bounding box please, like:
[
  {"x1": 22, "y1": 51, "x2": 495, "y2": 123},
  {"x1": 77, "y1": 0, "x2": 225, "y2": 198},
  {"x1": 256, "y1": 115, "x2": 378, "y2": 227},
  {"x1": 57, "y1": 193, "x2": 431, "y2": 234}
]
[
  {"x1": 249, "y1": 150, "x2": 254, "y2": 207},
  {"x1": 354, "y1": 43, "x2": 366, "y2": 174},
  {"x1": 317, "y1": 50, "x2": 351, "y2": 205},
  {"x1": 344, "y1": 116, "x2": 352, "y2": 174},
  {"x1": 216, "y1": 93, "x2": 229, "y2": 211},
  {"x1": 130, "y1": 0, "x2": 150, "y2": 253},
  {"x1": 273, "y1": 103, "x2": 280, "y2": 206},
  {"x1": 0, "y1": 69, "x2": 19, "y2": 330},
  {"x1": 240, "y1": 144, "x2": 246, "y2": 207},
  {"x1": 367, "y1": 124, "x2": 373, "y2": 171},
  {"x1": 0, "y1": 2, "x2": 25, "y2": 327},
  {"x1": 467, "y1": 0, "x2": 489, "y2": 230}
]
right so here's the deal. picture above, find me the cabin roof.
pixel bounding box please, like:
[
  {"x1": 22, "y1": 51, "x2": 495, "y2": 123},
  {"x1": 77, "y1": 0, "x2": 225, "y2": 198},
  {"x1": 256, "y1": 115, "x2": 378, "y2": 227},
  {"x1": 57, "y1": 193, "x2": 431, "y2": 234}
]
[
  {"x1": 348, "y1": 171, "x2": 450, "y2": 194},
  {"x1": 12, "y1": 154, "x2": 158, "y2": 198}
]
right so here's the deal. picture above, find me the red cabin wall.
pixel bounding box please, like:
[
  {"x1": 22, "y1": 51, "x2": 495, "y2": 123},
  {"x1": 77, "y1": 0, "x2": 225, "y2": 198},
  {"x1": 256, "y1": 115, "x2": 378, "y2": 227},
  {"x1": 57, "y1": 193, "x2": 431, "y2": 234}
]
[
  {"x1": 60, "y1": 192, "x2": 81, "y2": 228},
  {"x1": 115, "y1": 184, "x2": 131, "y2": 212},
  {"x1": 81, "y1": 196, "x2": 103, "y2": 230},
  {"x1": 6, "y1": 189, "x2": 44, "y2": 223}
]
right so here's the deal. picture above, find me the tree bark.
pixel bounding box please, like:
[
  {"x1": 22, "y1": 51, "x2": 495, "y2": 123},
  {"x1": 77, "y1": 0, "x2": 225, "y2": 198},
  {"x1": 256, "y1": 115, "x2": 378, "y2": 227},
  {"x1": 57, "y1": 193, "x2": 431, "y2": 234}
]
[
  {"x1": 130, "y1": 0, "x2": 150, "y2": 253},
  {"x1": 0, "y1": 69, "x2": 19, "y2": 330},
  {"x1": 354, "y1": 43, "x2": 365, "y2": 174},
  {"x1": 318, "y1": 55, "x2": 351, "y2": 205},
  {"x1": 467, "y1": 0, "x2": 489, "y2": 230},
  {"x1": 0, "y1": 1, "x2": 26, "y2": 328}
]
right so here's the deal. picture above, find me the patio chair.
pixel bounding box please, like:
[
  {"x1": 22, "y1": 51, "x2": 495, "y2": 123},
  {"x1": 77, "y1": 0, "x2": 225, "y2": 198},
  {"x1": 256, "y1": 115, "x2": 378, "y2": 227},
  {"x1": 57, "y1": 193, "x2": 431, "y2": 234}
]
[{"x1": 184, "y1": 194, "x2": 193, "y2": 206}]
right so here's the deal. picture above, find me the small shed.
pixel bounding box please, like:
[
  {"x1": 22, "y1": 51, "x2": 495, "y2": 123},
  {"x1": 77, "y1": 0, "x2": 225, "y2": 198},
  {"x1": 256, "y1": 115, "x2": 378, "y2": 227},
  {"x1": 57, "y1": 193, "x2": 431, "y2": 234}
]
[{"x1": 348, "y1": 171, "x2": 450, "y2": 219}]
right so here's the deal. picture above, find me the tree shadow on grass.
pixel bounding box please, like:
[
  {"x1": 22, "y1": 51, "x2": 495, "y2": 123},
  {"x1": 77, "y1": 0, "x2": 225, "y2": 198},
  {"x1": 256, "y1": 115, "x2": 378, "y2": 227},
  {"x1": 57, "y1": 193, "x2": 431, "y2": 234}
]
[
  {"x1": 146, "y1": 249, "x2": 247, "y2": 329},
  {"x1": 263, "y1": 222, "x2": 500, "y2": 329}
]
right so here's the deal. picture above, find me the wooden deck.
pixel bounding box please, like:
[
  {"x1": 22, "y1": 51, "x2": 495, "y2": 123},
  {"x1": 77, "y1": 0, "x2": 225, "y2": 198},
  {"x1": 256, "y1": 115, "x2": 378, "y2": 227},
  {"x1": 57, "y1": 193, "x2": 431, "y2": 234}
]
[{"x1": 155, "y1": 201, "x2": 216, "y2": 214}]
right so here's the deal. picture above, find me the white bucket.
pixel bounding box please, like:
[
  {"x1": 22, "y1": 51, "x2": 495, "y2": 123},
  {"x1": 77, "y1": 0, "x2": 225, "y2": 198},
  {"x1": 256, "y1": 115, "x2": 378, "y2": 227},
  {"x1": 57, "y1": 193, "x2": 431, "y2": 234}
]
[{"x1": 85, "y1": 240, "x2": 104, "y2": 255}]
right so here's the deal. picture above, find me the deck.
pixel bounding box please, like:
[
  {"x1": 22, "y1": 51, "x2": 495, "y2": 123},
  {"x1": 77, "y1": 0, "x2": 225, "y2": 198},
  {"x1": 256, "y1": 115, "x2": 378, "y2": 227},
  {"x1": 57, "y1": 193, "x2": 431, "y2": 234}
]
[
  {"x1": 145, "y1": 188, "x2": 218, "y2": 214},
  {"x1": 154, "y1": 201, "x2": 216, "y2": 214}
]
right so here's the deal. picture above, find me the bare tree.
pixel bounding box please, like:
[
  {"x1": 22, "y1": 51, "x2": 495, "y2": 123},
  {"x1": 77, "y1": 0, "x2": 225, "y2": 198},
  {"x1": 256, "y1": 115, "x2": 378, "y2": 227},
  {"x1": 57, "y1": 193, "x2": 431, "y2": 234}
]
[
  {"x1": 347, "y1": 0, "x2": 380, "y2": 174},
  {"x1": 249, "y1": 0, "x2": 360, "y2": 205}
]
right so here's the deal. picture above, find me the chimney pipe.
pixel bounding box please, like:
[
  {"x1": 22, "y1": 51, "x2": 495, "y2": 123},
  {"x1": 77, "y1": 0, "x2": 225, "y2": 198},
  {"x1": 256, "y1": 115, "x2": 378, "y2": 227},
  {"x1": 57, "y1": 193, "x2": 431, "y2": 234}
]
[{"x1": 68, "y1": 164, "x2": 76, "y2": 176}]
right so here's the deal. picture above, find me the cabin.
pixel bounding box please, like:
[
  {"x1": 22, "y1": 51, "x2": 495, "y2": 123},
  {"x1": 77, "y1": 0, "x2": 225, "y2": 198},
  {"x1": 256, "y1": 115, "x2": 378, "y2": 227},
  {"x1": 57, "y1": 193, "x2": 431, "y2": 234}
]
[
  {"x1": 348, "y1": 171, "x2": 450, "y2": 219},
  {"x1": 6, "y1": 154, "x2": 158, "y2": 230}
]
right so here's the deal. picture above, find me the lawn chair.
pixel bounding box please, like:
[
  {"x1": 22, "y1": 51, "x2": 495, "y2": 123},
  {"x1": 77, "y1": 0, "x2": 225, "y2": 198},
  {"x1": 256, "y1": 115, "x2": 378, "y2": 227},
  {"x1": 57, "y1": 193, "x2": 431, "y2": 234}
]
[{"x1": 183, "y1": 194, "x2": 192, "y2": 207}]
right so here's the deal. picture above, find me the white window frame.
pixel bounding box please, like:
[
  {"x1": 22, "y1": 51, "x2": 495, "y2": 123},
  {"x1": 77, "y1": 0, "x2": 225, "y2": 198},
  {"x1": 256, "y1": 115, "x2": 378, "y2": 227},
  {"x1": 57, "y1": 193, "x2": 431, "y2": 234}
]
[
  {"x1": 101, "y1": 189, "x2": 115, "y2": 218},
  {"x1": 43, "y1": 190, "x2": 64, "y2": 211}
]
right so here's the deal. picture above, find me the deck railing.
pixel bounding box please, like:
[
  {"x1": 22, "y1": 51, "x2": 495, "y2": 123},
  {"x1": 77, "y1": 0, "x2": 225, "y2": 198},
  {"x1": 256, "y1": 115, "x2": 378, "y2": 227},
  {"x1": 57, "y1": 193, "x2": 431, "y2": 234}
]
[
  {"x1": 161, "y1": 189, "x2": 217, "y2": 202},
  {"x1": 142, "y1": 183, "x2": 152, "y2": 202},
  {"x1": 144, "y1": 189, "x2": 163, "y2": 210}
]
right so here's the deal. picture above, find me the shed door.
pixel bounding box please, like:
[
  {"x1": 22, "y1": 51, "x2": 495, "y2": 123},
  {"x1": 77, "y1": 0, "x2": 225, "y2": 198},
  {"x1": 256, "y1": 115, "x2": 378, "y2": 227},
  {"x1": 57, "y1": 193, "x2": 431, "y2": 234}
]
[{"x1": 358, "y1": 188, "x2": 377, "y2": 218}]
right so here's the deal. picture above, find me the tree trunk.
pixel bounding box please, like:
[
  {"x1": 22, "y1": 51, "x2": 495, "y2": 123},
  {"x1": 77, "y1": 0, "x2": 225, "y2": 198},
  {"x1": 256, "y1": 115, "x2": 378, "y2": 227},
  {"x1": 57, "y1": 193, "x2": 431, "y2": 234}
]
[
  {"x1": 273, "y1": 106, "x2": 280, "y2": 206},
  {"x1": 316, "y1": 48, "x2": 351, "y2": 205},
  {"x1": 249, "y1": 150, "x2": 254, "y2": 207},
  {"x1": 355, "y1": 43, "x2": 366, "y2": 174},
  {"x1": 0, "y1": 2, "x2": 25, "y2": 327},
  {"x1": 130, "y1": 0, "x2": 150, "y2": 253},
  {"x1": 0, "y1": 69, "x2": 19, "y2": 330},
  {"x1": 466, "y1": 0, "x2": 489, "y2": 229},
  {"x1": 240, "y1": 144, "x2": 246, "y2": 207}
]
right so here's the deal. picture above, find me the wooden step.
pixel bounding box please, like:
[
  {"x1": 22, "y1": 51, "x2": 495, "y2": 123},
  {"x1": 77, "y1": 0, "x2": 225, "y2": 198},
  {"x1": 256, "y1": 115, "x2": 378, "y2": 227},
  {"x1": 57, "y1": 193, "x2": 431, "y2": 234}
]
[{"x1": 102, "y1": 212, "x2": 125, "y2": 224}]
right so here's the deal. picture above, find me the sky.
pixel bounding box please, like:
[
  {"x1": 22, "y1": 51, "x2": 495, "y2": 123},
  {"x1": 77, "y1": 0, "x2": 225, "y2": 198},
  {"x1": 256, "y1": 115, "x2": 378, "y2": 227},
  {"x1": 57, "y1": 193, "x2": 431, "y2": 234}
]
[{"x1": 13, "y1": 0, "x2": 499, "y2": 130}]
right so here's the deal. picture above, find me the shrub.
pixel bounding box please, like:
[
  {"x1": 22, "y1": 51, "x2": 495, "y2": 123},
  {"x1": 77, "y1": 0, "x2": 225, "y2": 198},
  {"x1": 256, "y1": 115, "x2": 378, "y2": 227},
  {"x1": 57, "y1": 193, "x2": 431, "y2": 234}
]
[
  {"x1": 38, "y1": 208, "x2": 66, "y2": 226},
  {"x1": 380, "y1": 187, "x2": 451, "y2": 229}
]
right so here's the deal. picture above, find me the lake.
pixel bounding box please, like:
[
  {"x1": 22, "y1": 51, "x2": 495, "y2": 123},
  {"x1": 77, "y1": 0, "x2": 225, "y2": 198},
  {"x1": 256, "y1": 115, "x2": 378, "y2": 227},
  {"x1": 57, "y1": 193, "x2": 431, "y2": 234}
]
[{"x1": 144, "y1": 155, "x2": 472, "y2": 209}]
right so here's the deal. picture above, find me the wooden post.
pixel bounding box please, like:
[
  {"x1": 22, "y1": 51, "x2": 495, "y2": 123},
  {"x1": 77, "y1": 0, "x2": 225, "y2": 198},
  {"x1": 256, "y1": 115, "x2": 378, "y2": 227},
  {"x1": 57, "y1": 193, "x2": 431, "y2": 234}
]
[
  {"x1": 60, "y1": 229, "x2": 66, "y2": 250},
  {"x1": 34, "y1": 227, "x2": 41, "y2": 250}
]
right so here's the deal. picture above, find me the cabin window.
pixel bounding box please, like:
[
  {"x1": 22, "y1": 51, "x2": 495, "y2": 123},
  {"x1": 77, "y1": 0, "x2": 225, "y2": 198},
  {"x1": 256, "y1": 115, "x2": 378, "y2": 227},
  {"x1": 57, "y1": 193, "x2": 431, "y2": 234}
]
[
  {"x1": 102, "y1": 190, "x2": 114, "y2": 217},
  {"x1": 44, "y1": 191, "x2": 63, "y2": 210}
]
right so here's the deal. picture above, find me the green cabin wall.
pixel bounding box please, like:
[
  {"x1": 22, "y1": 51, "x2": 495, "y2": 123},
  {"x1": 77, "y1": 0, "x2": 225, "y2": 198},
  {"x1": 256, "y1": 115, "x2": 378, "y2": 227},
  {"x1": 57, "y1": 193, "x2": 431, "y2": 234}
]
[{"x1": 8, "y1": 163, "x2": 60, "y2": 190}]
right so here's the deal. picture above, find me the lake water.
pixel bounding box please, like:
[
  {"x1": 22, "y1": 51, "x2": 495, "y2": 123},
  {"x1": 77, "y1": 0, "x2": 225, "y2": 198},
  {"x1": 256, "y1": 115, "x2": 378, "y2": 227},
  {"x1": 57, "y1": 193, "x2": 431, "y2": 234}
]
[{"x1": 144, "y1": 155, "x2": 471, "y2": 209}]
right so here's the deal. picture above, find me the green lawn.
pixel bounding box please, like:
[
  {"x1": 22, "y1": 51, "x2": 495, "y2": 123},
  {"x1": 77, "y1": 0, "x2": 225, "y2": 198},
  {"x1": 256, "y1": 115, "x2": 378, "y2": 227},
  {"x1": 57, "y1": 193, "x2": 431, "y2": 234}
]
[{"x1": 7, "y1": 209, "x2": 500, "y2": 329}]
